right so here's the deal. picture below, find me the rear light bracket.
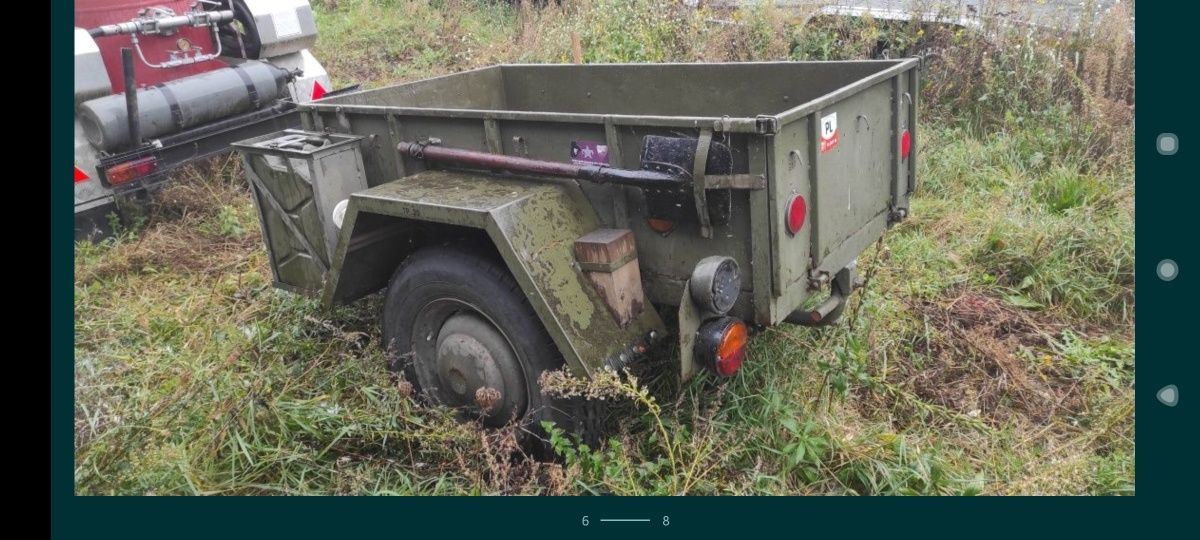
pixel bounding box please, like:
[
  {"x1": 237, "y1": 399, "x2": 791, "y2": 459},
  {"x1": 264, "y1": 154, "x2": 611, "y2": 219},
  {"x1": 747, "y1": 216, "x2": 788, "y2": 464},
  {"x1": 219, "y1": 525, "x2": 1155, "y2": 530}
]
[
  {"x1": 96, "y1": 145, "x2": 163, "y2": 189},
  {"x1": 678, "y1": 256, "x2": 747, "y2": 381}
]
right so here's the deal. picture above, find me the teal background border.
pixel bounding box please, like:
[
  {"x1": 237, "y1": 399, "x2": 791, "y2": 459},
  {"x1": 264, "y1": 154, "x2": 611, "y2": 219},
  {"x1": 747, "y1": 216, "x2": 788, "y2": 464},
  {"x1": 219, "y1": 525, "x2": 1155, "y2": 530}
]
[{"x1": 52, "y1": 0, "x2": 1194, "y2": 536}]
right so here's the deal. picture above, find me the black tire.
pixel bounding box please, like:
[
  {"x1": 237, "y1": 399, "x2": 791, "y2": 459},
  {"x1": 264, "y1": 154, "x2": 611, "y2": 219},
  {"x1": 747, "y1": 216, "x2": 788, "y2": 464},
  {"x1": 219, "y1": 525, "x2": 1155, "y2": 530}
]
[
  {"x1": 381, "y1": 245, "x2": 586, "y2": 452},
  {"x1": 216, "y1": 0, "x2": 263, "y2": 59}
]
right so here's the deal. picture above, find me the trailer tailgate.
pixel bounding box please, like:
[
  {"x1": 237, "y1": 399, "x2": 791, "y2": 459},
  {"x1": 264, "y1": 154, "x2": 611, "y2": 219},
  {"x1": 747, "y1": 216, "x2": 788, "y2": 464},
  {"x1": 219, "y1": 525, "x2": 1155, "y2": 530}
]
[{"x1": 770, "y1": 60, "x2": 918, "y2": 321}]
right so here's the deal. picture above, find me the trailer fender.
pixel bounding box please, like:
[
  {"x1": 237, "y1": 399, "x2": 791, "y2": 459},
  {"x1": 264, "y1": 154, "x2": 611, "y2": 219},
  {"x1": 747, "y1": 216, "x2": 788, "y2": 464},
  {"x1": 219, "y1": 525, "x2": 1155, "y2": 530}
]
[{"x1": 323, "y1": 170, "x2": 666, "y2": 378}]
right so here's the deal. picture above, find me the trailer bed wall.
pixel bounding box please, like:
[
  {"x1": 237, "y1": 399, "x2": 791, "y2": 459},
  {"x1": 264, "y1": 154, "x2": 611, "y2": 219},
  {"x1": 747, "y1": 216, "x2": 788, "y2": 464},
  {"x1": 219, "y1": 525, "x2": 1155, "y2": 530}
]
[
  {"x1": 303, "y1": 60, "x2": 920, "y2": 325},
  {"x1": 496, "y1": 63, "x2": 894, "y2": 117}
]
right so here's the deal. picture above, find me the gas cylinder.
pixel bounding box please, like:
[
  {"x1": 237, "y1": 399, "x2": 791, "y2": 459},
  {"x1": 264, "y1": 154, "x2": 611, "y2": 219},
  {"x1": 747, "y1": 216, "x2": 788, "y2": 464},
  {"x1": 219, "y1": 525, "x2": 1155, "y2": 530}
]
[{"x1": 78, "y1": 61, "x2": 293, "y2": 152}]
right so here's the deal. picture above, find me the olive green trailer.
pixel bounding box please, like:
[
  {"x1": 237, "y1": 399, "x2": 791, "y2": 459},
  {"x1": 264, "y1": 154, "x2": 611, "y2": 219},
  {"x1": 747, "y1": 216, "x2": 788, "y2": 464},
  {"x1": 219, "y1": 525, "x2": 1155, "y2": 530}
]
[{"x1": 234, "y1": 60, "x2": 920, "y2": 433}]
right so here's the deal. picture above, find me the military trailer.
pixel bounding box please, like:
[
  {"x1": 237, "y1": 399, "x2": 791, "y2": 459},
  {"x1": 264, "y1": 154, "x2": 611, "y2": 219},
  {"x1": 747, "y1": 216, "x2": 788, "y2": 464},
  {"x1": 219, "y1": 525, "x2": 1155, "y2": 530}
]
[{"x1": 233, "y1": 60, "x2": 921, "y2": 436}]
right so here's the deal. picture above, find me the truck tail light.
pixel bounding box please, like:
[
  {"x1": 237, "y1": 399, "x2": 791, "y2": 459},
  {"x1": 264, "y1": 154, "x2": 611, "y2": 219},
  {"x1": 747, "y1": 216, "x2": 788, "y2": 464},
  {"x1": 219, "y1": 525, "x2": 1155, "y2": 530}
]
[
  {"x1": 696, "y1": 316, "x2": 748, "y2": 377},
  {"x1": 312, "y1": 80, "x2": 327, "y2": 100},
  {"x1": 74, "y1": 166, "x2": 89, "y2": 183},
  {"x1": 901, "y1": 129, "x2": 912, "y2": 160},
  {"x1": 105, "y1": 157, "x2": 158, "y2": 185},
  {"x1": 786, "y1": 194, "x2": 807, "y2": 236}
]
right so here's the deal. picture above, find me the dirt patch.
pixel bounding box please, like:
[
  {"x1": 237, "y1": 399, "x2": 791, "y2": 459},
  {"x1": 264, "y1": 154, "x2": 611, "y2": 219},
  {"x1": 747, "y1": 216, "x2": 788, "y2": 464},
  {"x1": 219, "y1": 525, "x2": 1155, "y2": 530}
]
[{"x1": 890, "y1": 291, "x2": 1086, "y2": 425}]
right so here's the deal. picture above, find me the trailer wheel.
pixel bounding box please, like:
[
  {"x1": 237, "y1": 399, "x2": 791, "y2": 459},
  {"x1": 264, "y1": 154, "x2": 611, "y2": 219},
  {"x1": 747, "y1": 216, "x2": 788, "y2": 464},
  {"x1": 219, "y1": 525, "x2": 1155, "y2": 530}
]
[{"x1": 382, "y1": 245, "x2": 583, "y2": 449}]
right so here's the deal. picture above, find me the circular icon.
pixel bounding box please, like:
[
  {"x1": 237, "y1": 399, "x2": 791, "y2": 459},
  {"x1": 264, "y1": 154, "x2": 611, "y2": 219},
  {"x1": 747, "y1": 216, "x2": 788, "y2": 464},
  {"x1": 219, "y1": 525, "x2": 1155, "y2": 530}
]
[
  {"x1": 1157, "y1": 259, "x2": 1179, "y2": 282},
  {"x1": 1157, "y1": 133, "x2": 1179, "y2": 155},
  {"x1": 1157, "y1": 385, "x2": 1179, "y2": 407}
]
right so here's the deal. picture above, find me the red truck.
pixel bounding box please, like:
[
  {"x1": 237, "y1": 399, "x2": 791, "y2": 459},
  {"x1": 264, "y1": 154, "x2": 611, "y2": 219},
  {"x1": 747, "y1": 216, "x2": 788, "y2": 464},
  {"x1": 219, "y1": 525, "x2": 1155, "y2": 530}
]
[{"x1": 73, "y1": 0, "x2": 338, "y2": 238}]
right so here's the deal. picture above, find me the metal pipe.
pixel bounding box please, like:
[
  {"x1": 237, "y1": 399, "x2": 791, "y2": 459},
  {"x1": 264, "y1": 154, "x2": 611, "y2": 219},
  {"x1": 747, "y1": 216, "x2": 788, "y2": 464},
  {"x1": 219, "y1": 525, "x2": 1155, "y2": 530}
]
[
  {"x1": 785, "y1": 264, "x2": 857, "y2": 327},
  {"x1": 121, "y1": 48, "x2": 140, "y2": 148},
  {"x1": 785, "y1": 292, "x2": 846, "y2": 327},
  {"x1": 88, "y1": 10, "x2": 234, "y2": 38},
  {"x1": 400, "y1": 142, "x2": 684, "y2": 188},
  {"x1": 90, "y1": 9, "x2": 233, "y2": 69}
]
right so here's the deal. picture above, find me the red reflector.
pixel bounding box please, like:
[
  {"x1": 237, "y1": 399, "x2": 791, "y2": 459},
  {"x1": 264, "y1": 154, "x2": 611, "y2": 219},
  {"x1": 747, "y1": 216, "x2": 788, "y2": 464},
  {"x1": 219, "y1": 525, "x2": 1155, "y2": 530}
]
[
  {"x1": 647, "y1": 218, "x2": 675, "y2": 234},
  {"x1": 696, "y1": 317, "x2": 749, "y2": 378},
  {"x1": 74, "y1": 166, "x2": 89, "y2": 183},
  {"x1": 901, "y1": 129, "x2": 912, "y2": 160},
  {"x1": 312, "y1": 80, "x2": 327, "y2": 100},
  {"x1": 786, "y1": 195, "x2": 807, "y2": 236},
  {"x1": 106, "y1": 157, "x2": 157, "y2": 185}
]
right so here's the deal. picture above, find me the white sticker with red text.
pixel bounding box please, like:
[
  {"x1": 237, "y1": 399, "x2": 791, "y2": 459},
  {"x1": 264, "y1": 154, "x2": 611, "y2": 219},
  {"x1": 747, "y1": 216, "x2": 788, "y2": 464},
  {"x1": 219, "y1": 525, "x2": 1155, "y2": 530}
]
[{"x1": 820, "y1": 112, "x2": 839, "y2": 154}]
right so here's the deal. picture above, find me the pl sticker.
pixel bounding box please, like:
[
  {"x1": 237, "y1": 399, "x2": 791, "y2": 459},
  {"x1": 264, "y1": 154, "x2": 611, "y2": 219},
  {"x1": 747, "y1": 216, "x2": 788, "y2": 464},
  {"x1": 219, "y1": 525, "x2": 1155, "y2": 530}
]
[
  {"x1": 571, "y1": 140, "x2": 610, "y2": 165},
  {"x1": 820, "y1": 112, "x2": 839, "y2": 154}
]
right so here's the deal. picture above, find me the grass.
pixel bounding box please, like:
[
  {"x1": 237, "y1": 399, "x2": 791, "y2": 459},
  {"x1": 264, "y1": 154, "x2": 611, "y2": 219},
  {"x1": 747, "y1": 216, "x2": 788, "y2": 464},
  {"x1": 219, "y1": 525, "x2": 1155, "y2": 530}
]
[{"x1": 74, "y1": 0, "x2": 1134, "y2": 495}]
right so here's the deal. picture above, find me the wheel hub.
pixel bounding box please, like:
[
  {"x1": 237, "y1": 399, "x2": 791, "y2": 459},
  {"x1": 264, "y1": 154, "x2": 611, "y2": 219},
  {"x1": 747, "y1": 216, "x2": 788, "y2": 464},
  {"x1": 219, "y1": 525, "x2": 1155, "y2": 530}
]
[{"x1": 431, "y1": 312, "x2": 527, "y2": 425}]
